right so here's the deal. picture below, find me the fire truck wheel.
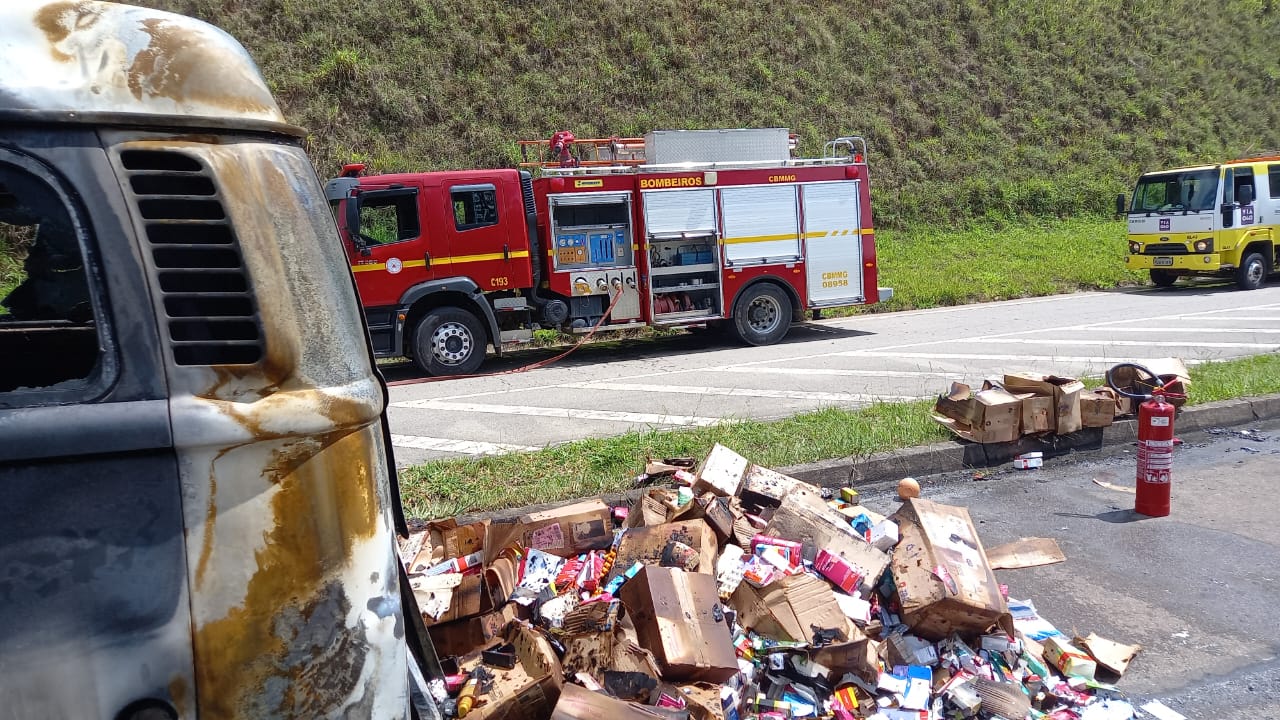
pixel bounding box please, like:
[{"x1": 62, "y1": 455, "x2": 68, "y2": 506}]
[
  {"x1": 731, "y1": 284, "x2": 791, "y2": 346},
  {"x1": 412, "y1": 307, "x2": 486, "y2": 376},
  {"x1": 1149, "y1": 269, "x2": 1179, "y2": 287},
  {"x1": 1235, "y1": 251, "x2": 1268, "y2": 291}
]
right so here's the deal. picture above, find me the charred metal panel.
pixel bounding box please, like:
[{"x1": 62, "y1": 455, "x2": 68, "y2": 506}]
[
  {"x1": 0, "y1": 2, "x2": 287, "y2": 128},
  {"x1": 0, "y1": 131, "x2": 192, "y2": 719},
  {"x1": 0, "y1": 452, "x2": 192, "y2": 719},
  {"x1": 106, "y1": 132, "x2": 409, "y2": 719}
]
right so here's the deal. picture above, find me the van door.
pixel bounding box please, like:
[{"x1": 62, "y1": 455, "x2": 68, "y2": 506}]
[
  {"x1": 0, "y1": 135, "x2": 194, "y2": 719},
  {"x1": 442, "y1": 176, "x2": 532, "y2": 291}
]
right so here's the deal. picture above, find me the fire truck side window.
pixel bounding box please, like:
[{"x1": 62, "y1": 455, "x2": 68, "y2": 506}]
[
  {"x1": 358, "y1": 192, "x2": 419, "y2": 245},
  {"x1": 452, "y1": 184, "x2": 498, "y2": 231},
  {"x1": 0, "y1": 157, "x2": 103, "y2": 399}
]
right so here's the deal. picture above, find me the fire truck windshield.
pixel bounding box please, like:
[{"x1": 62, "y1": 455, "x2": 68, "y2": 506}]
[{"x1": 1130, "y1": 169, "x2": 1218, "y2": 213}]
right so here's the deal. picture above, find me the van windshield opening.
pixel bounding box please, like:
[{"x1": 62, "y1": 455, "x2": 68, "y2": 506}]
[{"x1": 1130, "y1": 169, "x2": 1218, "y2": 213}]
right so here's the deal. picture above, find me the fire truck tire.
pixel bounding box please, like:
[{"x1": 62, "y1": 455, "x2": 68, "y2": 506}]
[
  {"x1": 1235, "y1": 251, "x2": 1268, "y2": 291},
  {"x1": 1149, "y1": 269, "x2": 1179, "y2": 287},
  {"x1": 412, "y1": 307, "x2": 486, "y2": 376},
  {"x1": 731, "y1": 284, "x2": 791, "y2": 346}
]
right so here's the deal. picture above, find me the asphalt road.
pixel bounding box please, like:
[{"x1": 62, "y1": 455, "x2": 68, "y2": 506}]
[
  {"x1": 847, "y1": 418, "x2": 1280, "y2": 719},
  {"x1": 384, "y1": 283, "x2": 1280, "y2": 466}
]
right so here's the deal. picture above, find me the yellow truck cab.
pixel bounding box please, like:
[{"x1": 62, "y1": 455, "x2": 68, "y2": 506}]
[{"x1": 1121, "y1": 157, "x2": 1279, "y2": 290}]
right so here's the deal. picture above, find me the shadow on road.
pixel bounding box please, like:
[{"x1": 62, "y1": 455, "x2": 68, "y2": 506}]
[
  {"x1": 1116, "y1": 277, "x2": 1279, "y2": 297},
  {"x1": 381, "y1": 322, "x2": 877, "y2": 383}
]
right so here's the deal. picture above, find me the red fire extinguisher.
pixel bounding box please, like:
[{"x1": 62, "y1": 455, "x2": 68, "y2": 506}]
[{"x1": 1107, "y1": 363, "x2": 1185, "y2": 517}]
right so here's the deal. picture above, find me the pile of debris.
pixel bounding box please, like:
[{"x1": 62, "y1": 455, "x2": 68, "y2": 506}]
[
  {"x1": 400, "y1": 445, "x2": 1148, "y2": 720},
  {"x1": 931, "y1": 360, "x2": 1190, "y2": 444}
]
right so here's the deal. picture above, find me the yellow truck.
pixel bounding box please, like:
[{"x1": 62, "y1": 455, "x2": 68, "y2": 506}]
[{"x1": 1120, "y1": 156, "x2": 1279, "y2": 290}]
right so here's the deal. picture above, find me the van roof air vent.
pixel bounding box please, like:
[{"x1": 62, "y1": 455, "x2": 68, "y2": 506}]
[{"x1": 120, "y1": 149, "x2": 264, "y2": 366}]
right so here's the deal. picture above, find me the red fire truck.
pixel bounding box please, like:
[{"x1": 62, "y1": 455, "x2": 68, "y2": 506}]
[{"x1": 325, "y1": 128, "x2": 892, "y2": 375}]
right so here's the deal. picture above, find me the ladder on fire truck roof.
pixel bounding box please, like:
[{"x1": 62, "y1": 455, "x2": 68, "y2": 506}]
[{"x1": 518, "y1": 131, "x2": 867, "y2": 176}]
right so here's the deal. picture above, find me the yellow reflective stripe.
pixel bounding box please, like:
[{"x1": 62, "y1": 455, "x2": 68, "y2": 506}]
[
  {"x1": 726, "y1": 229, "x2": 872, "y2": 245},
  {"x1": 350, "y1": 250, "x2": 530, "y2": 273},
  {"x1": 722, "y1": 233, "x2": 801, "y2": 245},
  {"x1": 434, "y1": 250, "x2": 530, "y2": 266}
]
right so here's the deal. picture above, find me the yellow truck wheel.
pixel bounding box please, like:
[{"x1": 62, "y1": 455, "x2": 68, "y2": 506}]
[{"x1": 1235, "y1": 252, "x2": 1268, "y2": 291}]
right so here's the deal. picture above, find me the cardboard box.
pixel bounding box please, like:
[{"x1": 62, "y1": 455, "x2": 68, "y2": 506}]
[
  {"x1": 1079, "y1": 390, "x2": 1116, "y2": 428},
  {"x1": 739, "y1": 463, "x2": 804, "y2": 507},
  {"x1": 730, "y1": 572, "x2": 852, "y2": 643},
  {"x1": 1003, "y1": 373, "x2": 1085, "y2": 434},
  {"x1": 1043, "y1": 635, "x2": 1097, "y2": 679},
  {"x1": 811, "y1": 634, "x2": 879, "y2": 684},
  {"x1": 764, "y1": 484, "x2": 890, "y2": 591},
  {"x1": 679, "y1": 682, "x2": 727, "y2": 720},
  {"x1": 417, "y1": 572, "x2": 494, "y2": 627},
  {"x1": 1092, "y1": 387, "x2": 1126, "y2": 417},
  {"x1": 518, "y1": 500, "x2": 614, "y2": 557},
  {"x1": 693, "y1": 443, "x2": 750, "y2": 497},
  {"x1": 607, "y1": 519, "x2": 719, "y2": 582},
  {"x1": 1017, "y1": 393, "x2": 1055, "y2": 435},
  {"x1": 551, "y1": 684, "x2": 671, "y2": 720},
  {"x1": 464, "y1": 621, "x2": 563, "y2": 720},
  {"x1": 427, "y1": 604, "x2": 518, "y2": 657},
  {"x1": 561, "y1": 625, "x2": 663, "y2": 686},
  {"x1": 889, "y1": 498, "x2": 1010, "y2": 640},
  {"x1": 617, "y1": 566, "x2": 739, "y2": 682},
  {"x1": 932, "y1": 382, "x2": 1022, "y2": 443}
]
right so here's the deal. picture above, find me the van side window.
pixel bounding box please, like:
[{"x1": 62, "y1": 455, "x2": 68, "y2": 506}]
[
  {"x1": 358, "y1": 191, "x2": 419, "y2": 245},
  {"x1": 1269, "y1": 164, "x2": 1280, "y2": 199},
  {"x1": 0, "y1": 158, "x2": 103, "y2": 397},
  {"x1": 452, "y1": 185, "x2": 499, "y2": 231}
]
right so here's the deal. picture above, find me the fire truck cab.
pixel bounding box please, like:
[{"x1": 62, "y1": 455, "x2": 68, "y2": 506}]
[
  {"x1": 1121, "y1": 156, "x2": 1280, "y2": 290},
  {"x1": 329, "y1": 129, "x2": 892, "y2": 376}
]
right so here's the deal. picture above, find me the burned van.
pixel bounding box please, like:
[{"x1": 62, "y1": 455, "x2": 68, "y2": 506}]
[{"x1": 1, "y1": 2, "x2": 414, "y2": 718}]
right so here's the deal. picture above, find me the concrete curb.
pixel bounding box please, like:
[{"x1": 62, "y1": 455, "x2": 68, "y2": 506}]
[{"x1": 781, "y1": 394, "x2": 1280, "y2": 489}]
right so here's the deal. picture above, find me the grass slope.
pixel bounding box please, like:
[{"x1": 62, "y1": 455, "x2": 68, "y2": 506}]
[{"x1": 141, "y1": 0, "x2": 1280, "y2": 226}]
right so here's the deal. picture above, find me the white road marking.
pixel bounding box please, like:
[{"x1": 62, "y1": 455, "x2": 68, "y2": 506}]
[
  {"x1": 562, "y1": 381, "x2": 921, "y2": 402},
  {"x1": 1157, "y1": 316, "x2": 1280, "y2": 322},
  {"x1": 390, "y1": 434, "x2": 539, "y2": 455},
  {"x1": 818, "y1": 293, "x2": 1108, "y2": 326},
  {"x1": 972, "y1": 338, "x2": 1279, "y2": 349},
  {"x1": 1073, "y1": 327, "x2": 1280, "y2": 333},
  {"x1": 391, "y1": 399, "x2": 723, "y2": 427},
  {"x1": 838, "y1": 351, "x2": 1204, "y2": 365},
  {"x1": 711, "y1": 366, "x2": 965, "y2": 379}
]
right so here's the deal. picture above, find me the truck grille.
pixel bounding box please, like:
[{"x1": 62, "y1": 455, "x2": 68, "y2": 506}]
[
  {"x1": 1142, "y1": 243, "x2": 1188, "y2": 255},
  {"x1": 120, "y1": 150, "x2": 264, "y2": 366}
]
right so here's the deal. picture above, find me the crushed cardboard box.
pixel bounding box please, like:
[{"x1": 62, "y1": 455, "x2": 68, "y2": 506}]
[
  {"x1": 932, "y1": 382, "x2": 1022, "y2": 443},
  {"x1": 889, "y1": 498, "x2": 1011, "y2": 640},
  {"x1": 1002, "y1": 372, "x2": 1085, "y2": 435}
]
